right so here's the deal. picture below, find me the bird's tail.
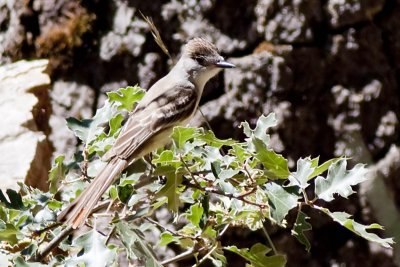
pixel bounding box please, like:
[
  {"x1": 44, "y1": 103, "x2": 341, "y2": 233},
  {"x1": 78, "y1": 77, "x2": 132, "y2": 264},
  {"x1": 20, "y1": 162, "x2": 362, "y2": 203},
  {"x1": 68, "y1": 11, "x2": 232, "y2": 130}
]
[{"x1": 57, "y1": 157, "x2": 128, "y2": 229}]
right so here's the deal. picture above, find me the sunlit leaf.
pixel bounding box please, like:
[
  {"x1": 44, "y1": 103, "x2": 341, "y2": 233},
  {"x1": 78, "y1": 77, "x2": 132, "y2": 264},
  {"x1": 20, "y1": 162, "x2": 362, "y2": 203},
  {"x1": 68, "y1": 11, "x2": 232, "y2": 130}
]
[
  {"x1": 241, "y1": 114, "x2": 277, "y2": 145},
  {"x1": 48, "y1": 155, "x2": 67, "y2": 194},
  {"x1": 265, "y1": 183, "x2": 299, "y2": 225},
  {"x1": 155, "y1": 170, "x2": 182, "y2": 212},
  {"x1": 187, "y1": 203, "x2": 204, "y2": 228},
  {"x1": 159, "y1": 232, "x2": 178, "y2": 246},
  {"x1": 288, "y1": 158, "x2": 314, "y2": 189},
  {"x1": 0, "y1": 221, "x2": 19, "y2": 245},
  {"x1": 67, "y1": 100, "x2": 115, "y2": 144},
  {"x1": 254, "y1": 139, "x2": 289, "y2": 179},
  {"x1": 319, "y1": 208, "x2": 394, "y2": 248},
  {"x1": 115, "y1": 221, "x2": 162, "y2": 267},
  {"x1": 107, "y1": 86, "x2": 145, "y2": 111},
  {"x1": 315, "y1": 159, "x2": 368, "y2": 201},
  {"x1": 171, "y1": 126, "x2": 200, "y2": 149},
  {"x1": 308, "y1": 157, "x2": 341, "y2": 181},
  {"x1": 226, "y1": 243, "x2": 286, "y2": 267}
]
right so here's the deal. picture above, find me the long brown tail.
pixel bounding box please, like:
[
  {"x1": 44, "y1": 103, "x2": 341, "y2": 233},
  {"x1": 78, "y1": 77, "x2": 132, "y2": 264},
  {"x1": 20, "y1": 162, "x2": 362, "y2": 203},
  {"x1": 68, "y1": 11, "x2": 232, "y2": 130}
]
[{"x1": 57, "y1": 157, "x2": 128, "y2": 229}]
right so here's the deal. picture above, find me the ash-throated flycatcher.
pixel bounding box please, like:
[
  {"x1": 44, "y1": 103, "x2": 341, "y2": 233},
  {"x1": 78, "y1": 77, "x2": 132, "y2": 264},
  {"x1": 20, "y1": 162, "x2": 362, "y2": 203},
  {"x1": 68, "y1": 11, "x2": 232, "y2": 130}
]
[{"x1": 58, "y1": 38, "x2": 235, "y2": 229}]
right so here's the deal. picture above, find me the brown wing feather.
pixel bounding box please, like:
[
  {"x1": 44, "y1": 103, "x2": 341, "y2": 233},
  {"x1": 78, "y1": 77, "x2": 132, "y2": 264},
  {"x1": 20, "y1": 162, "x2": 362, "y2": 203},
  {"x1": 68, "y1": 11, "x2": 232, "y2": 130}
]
[{"x1": 106, "y1": 85, "x2": 198, "y2": 160}]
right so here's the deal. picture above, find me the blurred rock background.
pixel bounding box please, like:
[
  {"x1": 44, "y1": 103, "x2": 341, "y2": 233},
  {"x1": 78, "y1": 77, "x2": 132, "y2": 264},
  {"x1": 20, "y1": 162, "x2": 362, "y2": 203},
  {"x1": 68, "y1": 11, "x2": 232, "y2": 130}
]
[{"x1": 0, "y1": 0, "x2": 399, "y2": 266}]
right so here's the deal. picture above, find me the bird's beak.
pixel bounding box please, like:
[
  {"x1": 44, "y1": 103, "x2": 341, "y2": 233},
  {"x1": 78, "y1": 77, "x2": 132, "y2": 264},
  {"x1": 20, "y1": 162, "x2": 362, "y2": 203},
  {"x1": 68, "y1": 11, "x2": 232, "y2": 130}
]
[{"x1": 215, "y1": 59, "x2": 236, "y2": 68}]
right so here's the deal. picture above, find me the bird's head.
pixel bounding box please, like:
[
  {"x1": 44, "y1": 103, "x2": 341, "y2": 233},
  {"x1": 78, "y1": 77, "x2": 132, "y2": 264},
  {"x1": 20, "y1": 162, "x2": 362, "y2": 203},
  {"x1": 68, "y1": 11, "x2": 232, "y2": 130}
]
[{"x1": 180, "y1": 38, "x2": 235, "y2": 88}]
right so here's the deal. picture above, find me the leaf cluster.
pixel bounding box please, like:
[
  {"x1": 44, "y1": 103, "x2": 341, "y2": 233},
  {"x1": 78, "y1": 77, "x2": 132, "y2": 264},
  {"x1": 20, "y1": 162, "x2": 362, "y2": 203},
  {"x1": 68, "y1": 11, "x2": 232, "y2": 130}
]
[{"x1": 0, "y1": 86, "x2": 393, "y2": 266}]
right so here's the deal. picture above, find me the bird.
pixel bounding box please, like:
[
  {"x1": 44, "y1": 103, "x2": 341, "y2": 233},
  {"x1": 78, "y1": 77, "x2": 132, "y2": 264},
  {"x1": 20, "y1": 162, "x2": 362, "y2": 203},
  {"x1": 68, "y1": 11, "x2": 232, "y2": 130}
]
[{"x1": 57, "y1": 37, "x2": 236, "y2": 229}]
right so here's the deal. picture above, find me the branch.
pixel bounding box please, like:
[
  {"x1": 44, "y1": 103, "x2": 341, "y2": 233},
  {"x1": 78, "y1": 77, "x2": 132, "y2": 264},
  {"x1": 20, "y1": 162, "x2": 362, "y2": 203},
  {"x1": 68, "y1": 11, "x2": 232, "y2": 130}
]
[
  {"x1": 182, "y1": 178, "x2": 266, "y2": 209},
  {"x1": 161, "y1": 247, "x2": 204, "y2": 266},
  {"x1": 29, "y1": 225, "x2": 73, "y2": 262}
]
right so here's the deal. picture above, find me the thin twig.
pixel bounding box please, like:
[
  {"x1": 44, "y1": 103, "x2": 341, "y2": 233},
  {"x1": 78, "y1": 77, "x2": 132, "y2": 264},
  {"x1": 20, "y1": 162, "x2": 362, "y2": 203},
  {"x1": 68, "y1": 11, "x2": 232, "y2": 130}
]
[
  {"x1": 81, "y1": 147, "x2": 90, "y2": 181},
  {"x1": 199, "y1": 108, "x2": 226, "y2": 156},
  {"x1": 180, "y1": 154, "x2": 202, "y2": 187},
  {"x1": 194, "y1": 243, "x2": 218, "y2": 267},
  {"x1": 262, "y1": 225, "x2": 277, "y2": 255},
  {"x1": 217, "y1": 224, "x2": 230, "y2": 240},
  {"x1": 105, "y1": 225, "x2": 116, "y2": 245},
  {"x1": 182, "y1": 178, "x2": 266, "y2": 209},
  {"x1": 161, "y1": 247, "x2": 204, "y2": 265},
  {"x1": 145, "y1": 217, "x2": 178, "y2": 236},
  {"x1": 30, "y1": 225, "x2": 73, "y2": 262}
]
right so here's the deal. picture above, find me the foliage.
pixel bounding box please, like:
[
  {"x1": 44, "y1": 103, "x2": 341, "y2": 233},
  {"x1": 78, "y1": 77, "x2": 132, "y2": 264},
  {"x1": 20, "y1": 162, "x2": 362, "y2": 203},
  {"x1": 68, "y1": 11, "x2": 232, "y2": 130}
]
[{"x1": 0, "y1": 86, "x2": 393, "y2": 266}]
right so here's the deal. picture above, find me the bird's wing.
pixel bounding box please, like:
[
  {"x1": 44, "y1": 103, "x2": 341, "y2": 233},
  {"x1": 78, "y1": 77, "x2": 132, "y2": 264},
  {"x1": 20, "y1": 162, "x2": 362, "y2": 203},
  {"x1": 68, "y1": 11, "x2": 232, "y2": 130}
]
[{"x1": 106, "y1": 85, "x2": 198, "y2": 160}]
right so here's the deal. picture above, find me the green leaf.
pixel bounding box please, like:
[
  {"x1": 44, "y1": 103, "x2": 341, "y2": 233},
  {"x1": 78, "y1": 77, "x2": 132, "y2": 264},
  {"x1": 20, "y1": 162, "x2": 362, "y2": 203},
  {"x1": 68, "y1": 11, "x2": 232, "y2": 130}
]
[
  {"x1": 308, "y1": 157, "x2": 341, "y2": 181},
  {"x1": 117, "y1": 184, "x2": 134, "y2": 204},
  {"x1": 115, "y1": 221, "x2": 162, "y2": 267},
  {"x1": 228, "y1": 144, "x2": 251, "y2": 165},
  {"x1": 226, "y1": 243, "x2": 286, "y2": 267},
  {"x1": 218, "y1": 169, "x2": 240, "y2": 180},
  {"x1": 155, "y1": 171, "x2": 182, "y2": 212},
  {"x1": 0, "y1": 221, "x2": 19, "y2": 245},
  {"x1": 198, "y1": 130, "x2": 235, "y2": 148},
  {"x1": 265, "y1": 183, "x2": 299, "y2": 225},
  {"x1": 152, "y1": 150, "x2": 174, "y2": 164},
  {"x1": 159, "y1": 232, "x2": 178, "y2": 246},
  {"x1": 0, "y1": 189, "x2": 24, "y2": 210},
  {"x1": 315, "y1": 159, "x2": 368, "y2": 201},
  {"x1": 254, "y1": 139, "x2": 289, "y2": 179},
  {"x1": 241, "y1": 114, "x2": 277, "y2": 145},
  {"x1": 288, "y1": 158, "x2": 314, "y2": 189},
  {"x1": 66, "y1": 117, "x2": 92, "y2": 142},
  {"x1": 48, "y1": 155, "x2": 67, "y2": 194},
  {"x1": 171, "y1": 126, "x2": 200, "y2": 149},
  {"x1": 107, "y1": 86, "x2": 145, "y2": 111},
  {"x1": 68, "y1": 230, "x2": 117, "y2": 267},
  {"x1": 109, "y1": 113, "x2": 124, "y2": 136},
  {"x1": 321, "y1": 209, "x2": 394, "y2": 248},
  {"x1": 291, "y1": 211, "x2": 312, "y2": 251},
  {"x1": 67, "y1": 100, "x2": 115, "y2": 144},
  {"x1": 187, "y1": 203, "x2": 204, "y2": 228}
]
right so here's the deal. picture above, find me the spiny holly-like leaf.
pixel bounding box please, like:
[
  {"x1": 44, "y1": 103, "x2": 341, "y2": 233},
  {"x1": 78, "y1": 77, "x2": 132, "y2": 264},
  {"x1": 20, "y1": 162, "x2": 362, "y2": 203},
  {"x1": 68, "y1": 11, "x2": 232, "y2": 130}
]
[
  {"x1": 320, "y1": 209, "x2": 394, "y2": 248},
  {"x1": 65, "y1": 117, "x2": 92, "y2": 142},
  {"x1": 108, "y1": 113, "x2": 124, "y2": 136},
  {"x1": 291, "y1": 211, "x2": 312, "y2": 251},
  {"x1": 107, "y1": 86, "x2": 145, "y2": 111},
  {"x1": 0, "y1": 189, "x2": 24, "y2": 210},
  {"x1": 155, "y1": 169, "x2": 182, "y2": 212},
  {"x1": 226, "y1": 243, "x2": 286, "y2": 267},
  {"x1": 241, "y1": 114, "x2": 277, "y2": 145},
  {"x1": 159, "y1": 232, "x2": 179, "y2": 246},
  {"x1": 67, "y1": 230, "x2": 117, "y2": 267},
  {"x1": 186, "y1": 203, "x2": 204, "y2": 228},
  {"x1": 254, "y1": 139, "x2": 290, "y2": 179},
  {"x1": 0, "y1": 221, "x2": 19, "y2": 245},
  {"x1": 115, "y1": 221, "x2": 162, "y2": 267},
  {"x1": 198, "y1": 130, "x2": 235, "y2": 148},
  {"x1": 171, "y1": 126, "x2": 200, "y2": 149},
  {"x1": 48, "y1": 155, "x2": 67, "y2": 194},
  {"x1": 67, "y1": 100, "x2": 115, "y2": 144},
  {"x1": 315, "y1": 159, "x2": 368, "y2": 201},
  {"x1": 308, "y1": 157, "x2": 341, "y2": 181},
  {"x1": 288, "y1": 158, "x2": 314, "y2": 189},
  {"x1": 265, "y1": 183, "x2": 299, "y2": 225}
]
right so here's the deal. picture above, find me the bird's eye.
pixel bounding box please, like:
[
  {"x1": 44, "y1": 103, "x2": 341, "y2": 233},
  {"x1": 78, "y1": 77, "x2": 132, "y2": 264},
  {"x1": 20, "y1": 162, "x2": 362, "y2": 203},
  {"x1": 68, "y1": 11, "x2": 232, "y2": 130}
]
[{"x1": 194, "y1": 56, "x2": 206, "y2": 65}]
